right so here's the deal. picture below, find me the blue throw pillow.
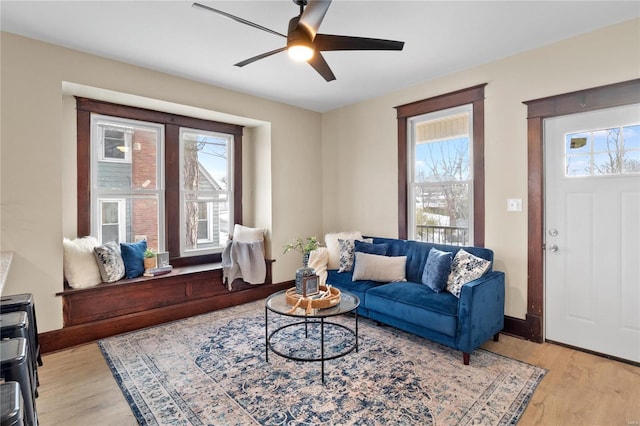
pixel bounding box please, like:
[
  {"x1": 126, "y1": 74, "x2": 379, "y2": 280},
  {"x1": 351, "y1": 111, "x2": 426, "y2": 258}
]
[
  {"x1": 354, "y1": 240, "x2": 388, "y2": 256},
  {"x1": 422, "y1": 248, "x2": 453, "y2": 293},
  {"x1": 120, "y1": 240, "x2": 147, "y2": 279}
]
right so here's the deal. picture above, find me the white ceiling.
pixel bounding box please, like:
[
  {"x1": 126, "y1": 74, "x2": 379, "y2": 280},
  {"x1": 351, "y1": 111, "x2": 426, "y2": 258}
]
[{"x1": 2, "y1": 1, "x2": 638, "y2": 112}]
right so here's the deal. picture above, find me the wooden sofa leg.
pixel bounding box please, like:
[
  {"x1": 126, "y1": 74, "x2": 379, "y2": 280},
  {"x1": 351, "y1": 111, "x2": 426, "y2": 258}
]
[
  {"x1": 493, "y1": 332, "x2": 500, "y2": 342},
  {"x1": 463, "y1": 352, "x2": 470, "y2": 365}
]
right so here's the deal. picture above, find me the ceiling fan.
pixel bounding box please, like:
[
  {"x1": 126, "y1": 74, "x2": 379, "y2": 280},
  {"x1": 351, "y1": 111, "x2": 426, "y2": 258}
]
[{"x1": 192, "y1": 0, "x2": 405, "y2": 82}]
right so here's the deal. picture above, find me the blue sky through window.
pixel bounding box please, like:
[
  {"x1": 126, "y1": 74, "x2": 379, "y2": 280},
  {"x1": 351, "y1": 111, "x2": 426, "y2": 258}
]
[{"x1": 415, "y1": 137, "x2": 470, "y2": 182}]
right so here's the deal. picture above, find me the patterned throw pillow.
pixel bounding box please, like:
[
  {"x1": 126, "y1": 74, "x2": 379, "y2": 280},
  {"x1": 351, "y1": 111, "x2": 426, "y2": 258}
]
[
  {"x1": 446, "y1": 249, "x2": 491, "y2": 298},
  {"x1": 325, "y1": 231, "x2": 363, "y2": 269},
  {"x1": 422, "y1": 248, "x2": 453, "y2": 293},
  {"x1": 338, "y1": 238, "x2": 373, "y2": 273},
  {"x1": 94, "y1": 241, "x2": 125, "y2": 283}
]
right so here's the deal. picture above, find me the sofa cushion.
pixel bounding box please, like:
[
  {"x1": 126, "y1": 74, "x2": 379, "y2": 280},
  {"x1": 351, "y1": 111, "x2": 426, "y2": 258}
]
[
  {"x1": 120, "y1": 240, "x2": 147, "y2": 279},
  {"x1": 353, "y1": 240, "x2": 389, "y2": 272},
  {"x1": 327, "y1": 269, "x2": 382, "y2": 304},
  {"x1": 370, "y1": 237, "x2": 494, "y2": 283},
  {"x1": 422, "y1": 248, "x2": 453, "y2": 293},
  {"x1": 325, "y1": 231, "x2": 363, "y2": 269},
  {"x1": 338, "y1": 237, "x2": 374, "y2": 272},
  {"x1": 354, "y1": 240, "x2": 389, "y2": 256},
  {"x1": 446, "y1": 249, "x2": 491, "y2": 297},
  {"x1": 63, "y1": 236, "x2": 102, "y2": 289},
  {"x1": 366, "y1": 282, "x2": 459, "y2": 337},
  {"x1": 352, "y1": 252, "x2": 406, "y2": 282},
  {"x1": 93, "y1": 241, "x2": 125, "y2": 283},
  {"x1": 232, "y1": 224, "x2": 265, "y2": 243}
]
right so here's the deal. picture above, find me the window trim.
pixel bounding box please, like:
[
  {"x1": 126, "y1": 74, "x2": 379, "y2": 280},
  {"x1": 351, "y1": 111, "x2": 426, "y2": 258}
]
[
  {"x1": 522, "y1": 78, "x2": 639, "y2": 343},
  {"x1": 395, "y1": 84, "x2": 486, "y2": 245},
  {"x1": 76, "y1": 97, "x2": 243, "y2": 266}
]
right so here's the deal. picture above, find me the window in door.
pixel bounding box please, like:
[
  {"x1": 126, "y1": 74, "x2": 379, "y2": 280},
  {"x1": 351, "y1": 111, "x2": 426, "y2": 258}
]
[
  {"x1": 408, "y1": 105, "x2": 473, "y2": 245},
  {"x1": 566, "y1": 124, "x2": 640, "y2": 176}
]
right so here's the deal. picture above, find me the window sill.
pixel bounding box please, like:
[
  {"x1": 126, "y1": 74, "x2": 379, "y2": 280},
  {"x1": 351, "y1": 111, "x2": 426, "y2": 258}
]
[{"x1": 57, "y1": 262, "x2": 223, "y2": 296}]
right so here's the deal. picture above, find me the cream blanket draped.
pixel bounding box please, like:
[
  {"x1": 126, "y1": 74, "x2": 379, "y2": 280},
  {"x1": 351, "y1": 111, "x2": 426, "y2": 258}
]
[
  {"x1": 308, "y1": 247, "x2": 329, "y2": 287},
  {"x1": 222, "y1": 240, "x2": 266, "y2": 290}
]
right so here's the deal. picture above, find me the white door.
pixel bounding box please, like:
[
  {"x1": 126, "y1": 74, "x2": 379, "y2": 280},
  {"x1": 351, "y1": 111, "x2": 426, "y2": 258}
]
[{"x1": 545, "y1": 104, "x2": 640, "y2": 363}]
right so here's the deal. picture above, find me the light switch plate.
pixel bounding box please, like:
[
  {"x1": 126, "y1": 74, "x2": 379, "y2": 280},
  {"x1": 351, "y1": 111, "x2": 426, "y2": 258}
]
[{"x1": 507, "y1": 198, "x2": 522, "y2": 212}]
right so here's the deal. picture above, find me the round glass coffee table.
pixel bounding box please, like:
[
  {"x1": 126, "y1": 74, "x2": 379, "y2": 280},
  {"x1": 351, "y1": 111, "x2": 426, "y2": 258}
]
[{"x1": 265, "y1": 289, "x2": 360, "y2": 384}]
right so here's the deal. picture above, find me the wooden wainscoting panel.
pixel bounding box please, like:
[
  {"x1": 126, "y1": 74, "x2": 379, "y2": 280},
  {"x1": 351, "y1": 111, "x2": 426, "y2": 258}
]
[{"x1": 42, "y1": 280, "x2": 292, "y2": 353}]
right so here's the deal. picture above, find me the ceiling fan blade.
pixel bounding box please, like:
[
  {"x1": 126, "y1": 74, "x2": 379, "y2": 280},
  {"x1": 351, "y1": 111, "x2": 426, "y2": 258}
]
[
  {"x1": 308, "y1": 52, "x2": 336, "y2": 82},
  {"x1": 298, "y1": 0, "x2": 332, "y2": 39},
  {"x1": 314, "y1": 34, "x2": 405, "y2": 52},
  {"x1": 192, "y1": 2, "x2": 286, "y2": 39},
  {"x1": 234, "y1": 47, "x2": 288, "y2": 67}
]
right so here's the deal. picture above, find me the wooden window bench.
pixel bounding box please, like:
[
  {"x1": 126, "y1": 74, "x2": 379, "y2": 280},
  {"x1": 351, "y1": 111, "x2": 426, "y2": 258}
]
[{"x1": 44, "y1": 260, "x2": 289, "y2": 353}]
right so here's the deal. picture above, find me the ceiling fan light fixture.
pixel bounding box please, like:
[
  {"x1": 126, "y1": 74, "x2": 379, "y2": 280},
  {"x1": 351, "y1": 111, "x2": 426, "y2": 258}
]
[{"x1": 288, "y1": 44, "x2": 314, "y2": 61}]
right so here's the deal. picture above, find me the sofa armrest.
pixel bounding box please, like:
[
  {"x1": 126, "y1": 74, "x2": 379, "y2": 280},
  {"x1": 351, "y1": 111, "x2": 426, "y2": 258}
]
[{"x1": 455, "y1": 271, "x2": 505, "y2": 353}]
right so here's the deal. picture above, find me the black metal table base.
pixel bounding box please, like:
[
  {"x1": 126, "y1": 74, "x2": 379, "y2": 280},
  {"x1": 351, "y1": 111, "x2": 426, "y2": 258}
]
[{"x1": 265, "y1": 308, "x2": 359, "y2": 384}]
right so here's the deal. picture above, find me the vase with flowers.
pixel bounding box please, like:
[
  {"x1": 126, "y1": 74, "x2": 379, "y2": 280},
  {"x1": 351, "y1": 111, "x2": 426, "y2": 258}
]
[{"x1": 283, "y1": 236, "x2": 320, "y2": 295}]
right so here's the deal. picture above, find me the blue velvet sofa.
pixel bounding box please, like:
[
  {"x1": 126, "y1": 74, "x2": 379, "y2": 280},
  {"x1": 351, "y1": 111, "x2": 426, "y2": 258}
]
[{"x1": 326, "y1": 237, "x2": 505, "y2": 364}]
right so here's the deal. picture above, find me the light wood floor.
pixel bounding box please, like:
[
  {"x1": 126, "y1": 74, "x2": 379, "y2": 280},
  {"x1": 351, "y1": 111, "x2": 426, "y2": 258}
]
[{"x1": 35, "y1": 333, "x2": 640, "y2": 425}]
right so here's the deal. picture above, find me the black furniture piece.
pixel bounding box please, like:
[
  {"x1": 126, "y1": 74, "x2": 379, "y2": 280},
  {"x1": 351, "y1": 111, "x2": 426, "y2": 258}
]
[
  {"x1": 0, "y1": 381, "x2": 25, "y2": 426},
  {"x1": 265, "y1": 289, "x2": 360, "y2": 384},
  {"x1": 0, "y1": 339, "x2": 37, "y2": 426},
  {"x1": 0, "y1": 312, "x2": 37, "y2": 398},
  {"x1": 0, "y1": 294, "x2": 42, "y2": 368}
]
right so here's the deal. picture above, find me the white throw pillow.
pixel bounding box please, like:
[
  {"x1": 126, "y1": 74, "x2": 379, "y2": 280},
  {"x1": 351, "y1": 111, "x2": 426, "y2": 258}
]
[
  {"x1": 325, "y1": 231, "x2": 363, "y2": 270},
  {"x1": 63, "y1": 236, "x2": 103, "y2": 289},
  {"x1": 232, "y1": 224, "x2": 265, "y2": 243},
  {"x1": 352, "y1": 252, "x2": 407, "y2": 282}
]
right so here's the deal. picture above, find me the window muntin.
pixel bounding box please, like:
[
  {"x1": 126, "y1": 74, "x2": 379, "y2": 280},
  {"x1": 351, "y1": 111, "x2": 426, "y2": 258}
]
[
  {"x1": 179, "y1": 128, "x2": 232, "y2": 256},
  {"x1": 91, "y1": 114, "x2": 165, "y2": 251},
  {"x1": 566, "y1": 124, "x2": 640, "y2": 177},
  {"x1": 408, "y1": 105, "x2": 473, "y2": 245}
]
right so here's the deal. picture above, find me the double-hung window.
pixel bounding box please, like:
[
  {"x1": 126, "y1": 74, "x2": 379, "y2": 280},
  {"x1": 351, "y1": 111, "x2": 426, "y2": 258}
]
[
  {"x1": 91, "y1": 115, "x2": 164, "y2": 250},
  {"x1": 408, "y1": 105, "x2": 473, "y2": 245},
  {"x1": 396, "y1": 84, "x2": 486, "y2": 246},
  {"x1": 179, "y1": 128, "x2": 232, "y2": 255}
]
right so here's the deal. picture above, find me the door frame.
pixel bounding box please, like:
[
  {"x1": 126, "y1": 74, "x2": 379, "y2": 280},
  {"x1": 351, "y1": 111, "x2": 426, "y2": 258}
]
[{"x1": 518, "y1": 79, "x2": 640, "y2": 343}]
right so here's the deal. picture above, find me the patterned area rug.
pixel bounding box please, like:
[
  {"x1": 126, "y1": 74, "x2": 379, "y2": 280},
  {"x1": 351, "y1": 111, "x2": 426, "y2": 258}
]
[{"x1": 99, "y1": 300, "x2": 546, "y2": 425}]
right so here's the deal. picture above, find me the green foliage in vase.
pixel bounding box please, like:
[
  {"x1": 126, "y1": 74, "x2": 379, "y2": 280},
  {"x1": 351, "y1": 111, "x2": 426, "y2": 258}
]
[
  {"x1": 143, "y1": 249, "x2": 156, "y2": 259},
  {"x1": 283, "y1": 236, "x2": 320, "y2": 256}
]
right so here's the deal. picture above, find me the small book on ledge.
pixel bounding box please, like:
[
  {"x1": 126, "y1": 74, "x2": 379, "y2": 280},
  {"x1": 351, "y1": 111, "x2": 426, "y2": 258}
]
[{"x1": 144, "y1": 265, "x2": 173, "y2": 277}]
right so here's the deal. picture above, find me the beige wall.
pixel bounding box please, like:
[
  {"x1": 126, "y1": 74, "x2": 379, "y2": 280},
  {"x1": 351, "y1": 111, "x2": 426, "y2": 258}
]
[
  {"x1": 321, "y1": 18, "x2": 640, "y2": 319},
  {"x1": 0, "y1": 32, "x2": 322, "y2": 332},
  {"x1": 1, "y1": 18, "x2": 638, "y2": 333}
]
